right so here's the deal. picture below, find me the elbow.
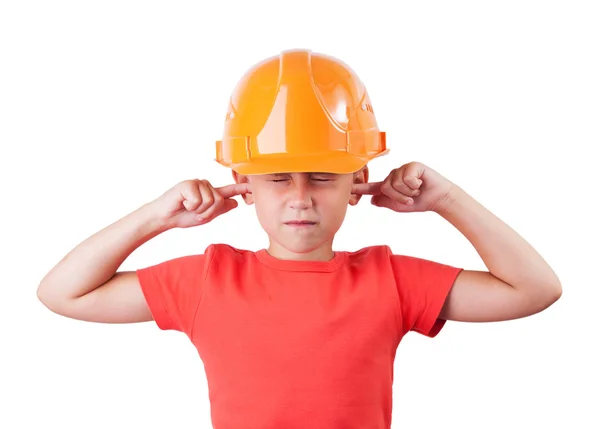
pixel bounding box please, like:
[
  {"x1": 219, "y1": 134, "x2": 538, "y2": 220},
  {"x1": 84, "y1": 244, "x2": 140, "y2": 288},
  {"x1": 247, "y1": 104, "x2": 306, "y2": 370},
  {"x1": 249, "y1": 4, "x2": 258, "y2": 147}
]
[
  {"x1": 37, "y1": 281, "x2": 85, "y2": 319},
  {"x1": 36, "y1": 275, "x2": 53, "y2": 305},
  {"x1": 549, "y1": 280, "x2": 562, "y2": 304},
  {"x1": 537, "y1": 279, "x2": 562, "y2": 312},
  {"x1": 519, "y1": 278, "x2": 562, "y2": 317},
  {"x1": 545, "y1": 270, "x2": 563, "y2": 303},
  {"x1": 37, "y1": 284, "x2": 54, "y2": 311},
  {"x1": 36, "y1": 282, "x2": 63, "y2": 313},
  {"x1": 535, "y1": 268, "x2": 563, "y2": 308},
  {"x1": 36, "y1": 283, "x2": 48, "y2": 305}
]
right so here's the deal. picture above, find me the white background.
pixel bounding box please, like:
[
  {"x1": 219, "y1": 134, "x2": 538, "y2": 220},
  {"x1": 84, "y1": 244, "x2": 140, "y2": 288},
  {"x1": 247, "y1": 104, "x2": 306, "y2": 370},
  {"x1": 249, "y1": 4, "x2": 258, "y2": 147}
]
[{"x1": 1, "y1": 1, "x2": 598, "y2": 428}]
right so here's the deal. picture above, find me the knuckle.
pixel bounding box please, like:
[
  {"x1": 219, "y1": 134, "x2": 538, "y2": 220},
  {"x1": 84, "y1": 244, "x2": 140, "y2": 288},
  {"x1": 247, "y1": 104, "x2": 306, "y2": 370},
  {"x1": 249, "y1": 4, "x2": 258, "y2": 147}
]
[
  {"x1": 189, "y1": 190, "x2": 202, "y2": 203},
  {"x1": 213, "y1": 196, "x2": 224, "y2": 207},
  {"x1": 213, "y1": 190, "x2": 224, "y2": 203},
  {"x1": 381, "y1": 182, "x2": 393, "y2": 193},
  {"x1": 203, "y1": 193, "x2": 215, "y2": 207}
]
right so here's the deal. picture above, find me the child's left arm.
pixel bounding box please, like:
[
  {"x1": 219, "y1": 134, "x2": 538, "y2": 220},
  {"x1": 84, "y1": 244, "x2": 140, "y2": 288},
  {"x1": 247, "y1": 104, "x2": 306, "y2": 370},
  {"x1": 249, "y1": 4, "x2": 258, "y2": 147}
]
[{"x1": 352, "y1": 161, "x2": 562, "y2": 323}]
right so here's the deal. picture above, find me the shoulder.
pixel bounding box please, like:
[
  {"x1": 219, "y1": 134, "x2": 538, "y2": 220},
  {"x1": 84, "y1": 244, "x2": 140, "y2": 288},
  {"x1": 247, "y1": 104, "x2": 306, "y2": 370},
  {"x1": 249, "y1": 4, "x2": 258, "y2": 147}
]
[
  {"x1": 200, "y1": 243, "x2": 258, "y2": 268},
  {"x1": 342, "y1": 245, "x2": 394, "y2": 269},
  {"x1": 203, "y1": 243, "x2": 256, "y2": 258},
  {"x1": 344, "y1": 245, "x2": 392, "y2": 260},
  {"x1": 344, "y1": 245, "x2": 460, "y2": 275},
  {"x1": 138, "y1": 244, "x2": 255, "y2": 275}
]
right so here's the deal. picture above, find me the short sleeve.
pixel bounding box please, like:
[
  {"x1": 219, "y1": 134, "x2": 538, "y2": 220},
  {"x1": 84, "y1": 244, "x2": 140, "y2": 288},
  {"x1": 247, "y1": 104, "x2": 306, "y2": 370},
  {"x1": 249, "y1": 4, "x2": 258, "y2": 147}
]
[
  {"x1": 136, "y1": 251, "x2": 212, "y2": 336},
  {"x1": 389, "y1": 249, "x2": 463, "y2": 338}
]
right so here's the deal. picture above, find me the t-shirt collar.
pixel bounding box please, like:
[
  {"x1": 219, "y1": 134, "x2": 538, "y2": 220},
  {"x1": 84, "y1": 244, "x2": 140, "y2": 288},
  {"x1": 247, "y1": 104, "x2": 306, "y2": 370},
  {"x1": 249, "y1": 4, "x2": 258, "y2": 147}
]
[{"x1": 255, "y1": 248, "x2": 346, "y2": 272}]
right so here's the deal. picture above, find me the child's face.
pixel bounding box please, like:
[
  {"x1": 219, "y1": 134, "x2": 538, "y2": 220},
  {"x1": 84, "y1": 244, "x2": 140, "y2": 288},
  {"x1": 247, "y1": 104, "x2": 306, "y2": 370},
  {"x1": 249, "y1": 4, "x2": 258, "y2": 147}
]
[{"x1": 233, "y1": 168, "x2": 368, "y2": 259}]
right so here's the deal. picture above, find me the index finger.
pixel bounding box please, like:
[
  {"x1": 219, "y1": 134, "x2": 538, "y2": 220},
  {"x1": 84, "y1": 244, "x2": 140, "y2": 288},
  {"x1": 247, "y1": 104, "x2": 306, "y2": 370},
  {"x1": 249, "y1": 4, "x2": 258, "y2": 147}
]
[
  {"x1": 352, "y1": 182, "x2": 382, "y2": 195},
  {"x1": 216, "y1": 183, "x2": 251, "y2": 198}
]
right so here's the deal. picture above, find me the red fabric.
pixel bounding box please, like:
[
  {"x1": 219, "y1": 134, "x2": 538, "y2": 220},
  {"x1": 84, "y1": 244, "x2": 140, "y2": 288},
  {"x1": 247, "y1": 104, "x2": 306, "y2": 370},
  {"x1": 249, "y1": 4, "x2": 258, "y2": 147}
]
[{"x1": 136, "y1": 244, "x2": 462, "y2": 429}]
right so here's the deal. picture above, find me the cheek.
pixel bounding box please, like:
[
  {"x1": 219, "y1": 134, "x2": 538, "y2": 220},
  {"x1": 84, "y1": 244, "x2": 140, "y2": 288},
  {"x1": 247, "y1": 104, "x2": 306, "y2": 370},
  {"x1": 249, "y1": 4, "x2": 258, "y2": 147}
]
[
  {"x1": 252, "y1": 190, "x2": 281, "y2": 221},
  {"x1": 317, "y1": 190, "x2": 350, "y2": 220},
  {"x1": 253, "y1": 187, "x2": 278, "y2": 204}
]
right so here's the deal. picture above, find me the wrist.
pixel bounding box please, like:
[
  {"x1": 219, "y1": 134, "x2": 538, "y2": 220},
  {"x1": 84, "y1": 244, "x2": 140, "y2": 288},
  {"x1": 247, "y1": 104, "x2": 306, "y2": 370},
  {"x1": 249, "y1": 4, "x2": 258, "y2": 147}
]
[
  {"x1": 432, "y1": 183, "x2": 465, "y2": 217},
  {"x1": 136, "y1": 202, "x2": 172, "y2": 236}
]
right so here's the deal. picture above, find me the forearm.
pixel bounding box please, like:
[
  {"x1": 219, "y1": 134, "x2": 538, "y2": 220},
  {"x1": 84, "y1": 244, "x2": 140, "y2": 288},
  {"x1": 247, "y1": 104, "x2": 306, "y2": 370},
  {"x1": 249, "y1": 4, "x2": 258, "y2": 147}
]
[
  {"x1": 435, "y1": 184, "x2": 561, "y2": 294},
  {"x1": 37, "y1": 202, "x2": 168, "y2": 301}
]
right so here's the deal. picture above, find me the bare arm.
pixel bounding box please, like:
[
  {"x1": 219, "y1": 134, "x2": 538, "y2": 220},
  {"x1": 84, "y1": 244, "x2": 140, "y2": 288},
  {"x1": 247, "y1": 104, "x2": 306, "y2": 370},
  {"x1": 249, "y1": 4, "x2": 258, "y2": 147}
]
[
  {"x1": 36, "y1": 202, "x2": 168, "y2": 323},
  {"x1": 37, "y1": 180, "x2": 250, "y2": 324},
  {"x1": 436, "y1": 185, "x2": 562, "y2": 322}
]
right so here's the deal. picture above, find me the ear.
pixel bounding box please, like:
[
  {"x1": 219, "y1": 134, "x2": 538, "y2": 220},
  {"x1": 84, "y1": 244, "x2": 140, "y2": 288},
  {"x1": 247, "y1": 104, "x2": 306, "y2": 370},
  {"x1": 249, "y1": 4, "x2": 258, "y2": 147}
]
[
  {"x1": 232, "y1": 170, "x2": 254, "y2": 205},
  {"x1": 349, "y1": 166, "x2": 369, "y2": 206}
]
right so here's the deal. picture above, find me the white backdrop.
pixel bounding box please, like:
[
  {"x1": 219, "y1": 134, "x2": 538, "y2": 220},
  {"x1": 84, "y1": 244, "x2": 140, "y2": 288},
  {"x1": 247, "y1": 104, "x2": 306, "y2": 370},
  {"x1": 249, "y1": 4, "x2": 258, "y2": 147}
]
[{"x1": 1, "y1": 1, "x2": 598, "y2": 428}]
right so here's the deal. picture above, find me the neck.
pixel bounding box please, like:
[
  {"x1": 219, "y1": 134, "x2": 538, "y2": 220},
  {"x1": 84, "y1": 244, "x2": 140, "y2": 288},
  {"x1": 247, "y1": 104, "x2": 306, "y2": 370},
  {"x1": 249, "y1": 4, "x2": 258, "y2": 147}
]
[{"x1": 267, "y1": 239, "x2": 335, "y2": 261}]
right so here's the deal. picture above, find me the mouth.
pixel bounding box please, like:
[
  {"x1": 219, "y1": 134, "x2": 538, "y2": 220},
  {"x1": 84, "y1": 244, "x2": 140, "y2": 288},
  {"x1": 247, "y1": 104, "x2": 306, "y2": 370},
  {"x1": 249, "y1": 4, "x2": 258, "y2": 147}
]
[{"x1": 284, "y1": 220, "x2": 318, "y2": 227}]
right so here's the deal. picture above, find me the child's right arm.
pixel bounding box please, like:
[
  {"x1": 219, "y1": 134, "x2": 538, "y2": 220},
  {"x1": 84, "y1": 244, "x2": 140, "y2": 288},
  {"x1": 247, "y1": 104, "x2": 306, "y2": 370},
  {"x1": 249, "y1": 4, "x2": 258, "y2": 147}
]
[{"x1": 36, "y1": 179, "x2": 251, "y2": 324}]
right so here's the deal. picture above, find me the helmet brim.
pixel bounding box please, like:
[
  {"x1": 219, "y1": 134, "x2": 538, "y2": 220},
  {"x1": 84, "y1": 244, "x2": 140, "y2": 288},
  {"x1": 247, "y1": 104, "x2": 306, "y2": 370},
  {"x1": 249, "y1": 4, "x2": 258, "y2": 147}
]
[{"x1": 219, "y1": 150, "x2": 389, "y2": 175}]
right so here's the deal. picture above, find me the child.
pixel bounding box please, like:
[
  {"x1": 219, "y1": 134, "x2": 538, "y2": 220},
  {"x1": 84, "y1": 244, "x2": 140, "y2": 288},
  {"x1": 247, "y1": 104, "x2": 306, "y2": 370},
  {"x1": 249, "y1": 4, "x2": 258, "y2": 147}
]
[{"x1": 37, "y1": 49, "x2": 562, "y2": 429}]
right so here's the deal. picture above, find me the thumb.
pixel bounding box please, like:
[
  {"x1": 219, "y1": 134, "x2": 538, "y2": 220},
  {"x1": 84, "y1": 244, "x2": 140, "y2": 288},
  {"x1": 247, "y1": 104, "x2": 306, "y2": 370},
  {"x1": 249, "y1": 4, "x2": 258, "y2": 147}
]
[
  {"x1": 218, "y1": 198, "x2": 239, "y2": 215},
  {"x1": 371, "y1": 194, "x2": 409, "y2": 212},
  {"x1": 199, "y1": 199, "x2": 239, "y2": 224},
  {"x1": 371, "y1": 194, "x2": 392, "y2": 208}
]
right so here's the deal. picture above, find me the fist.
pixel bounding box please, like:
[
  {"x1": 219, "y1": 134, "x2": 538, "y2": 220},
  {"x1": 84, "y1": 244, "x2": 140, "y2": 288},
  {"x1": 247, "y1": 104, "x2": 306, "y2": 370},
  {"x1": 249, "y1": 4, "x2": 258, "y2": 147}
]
[
  {"x1": 150, "y1": 179, "x2": 251, "y2": 229},
  {"x1": 352, "y1": 162, "x2": 454, "y2": 213}
]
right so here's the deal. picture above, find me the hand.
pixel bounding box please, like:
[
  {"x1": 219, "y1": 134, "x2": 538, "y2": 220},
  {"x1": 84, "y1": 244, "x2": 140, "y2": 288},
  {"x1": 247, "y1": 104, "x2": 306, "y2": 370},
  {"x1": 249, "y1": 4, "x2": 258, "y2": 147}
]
[
  {"x1": 352, "y1": 161, "x2": 455, "y2": 213},
  {"x1": 150, "y1": 179, "x2": 251, "y2": 229}
]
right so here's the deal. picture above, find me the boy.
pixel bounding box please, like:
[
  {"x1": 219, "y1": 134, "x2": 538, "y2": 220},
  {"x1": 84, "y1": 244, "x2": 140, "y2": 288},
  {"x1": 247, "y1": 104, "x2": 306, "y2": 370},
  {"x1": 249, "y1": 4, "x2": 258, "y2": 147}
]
[{"x1": 36, "y1": 49, "x2": 561, "y2": 429}]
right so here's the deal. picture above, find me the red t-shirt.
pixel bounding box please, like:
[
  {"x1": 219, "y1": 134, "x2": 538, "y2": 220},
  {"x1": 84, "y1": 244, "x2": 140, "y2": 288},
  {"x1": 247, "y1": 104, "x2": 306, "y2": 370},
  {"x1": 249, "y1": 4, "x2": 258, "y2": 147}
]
[{"x1": 136, "y1": 243, "x2": 462, "y2": 429}]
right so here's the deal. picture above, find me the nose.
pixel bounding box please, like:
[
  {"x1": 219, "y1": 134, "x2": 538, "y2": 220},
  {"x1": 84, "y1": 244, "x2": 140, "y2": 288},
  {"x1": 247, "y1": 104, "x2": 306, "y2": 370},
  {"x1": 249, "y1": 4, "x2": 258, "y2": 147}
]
[{"x1": 288, "y1": 175, "x2": 313, "y2": 210}]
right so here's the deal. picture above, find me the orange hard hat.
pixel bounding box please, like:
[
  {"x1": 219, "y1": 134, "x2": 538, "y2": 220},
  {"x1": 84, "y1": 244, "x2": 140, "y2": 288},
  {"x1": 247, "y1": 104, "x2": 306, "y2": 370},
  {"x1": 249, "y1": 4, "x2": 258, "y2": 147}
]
[{"x1": 215, "y1": 49, "x2": 388, "y2": 175}]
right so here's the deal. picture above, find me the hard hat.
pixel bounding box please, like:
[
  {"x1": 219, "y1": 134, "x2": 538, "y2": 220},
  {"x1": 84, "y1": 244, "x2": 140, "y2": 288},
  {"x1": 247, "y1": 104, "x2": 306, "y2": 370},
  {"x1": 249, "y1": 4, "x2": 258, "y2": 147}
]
[{"x1": 215, "y1": 49, "x2": 388, "y2": 175}]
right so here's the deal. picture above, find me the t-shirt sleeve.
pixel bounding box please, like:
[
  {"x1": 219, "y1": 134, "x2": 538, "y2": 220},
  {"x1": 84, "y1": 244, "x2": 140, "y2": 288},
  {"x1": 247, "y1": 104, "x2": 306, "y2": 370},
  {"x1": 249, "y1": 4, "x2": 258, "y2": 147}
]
[
  {"x1": 388, "y1": 248, "x2": 463, "y2": 338},
  {"x1": 136, "y1": 251, "x2": 212, "y2": 337}
]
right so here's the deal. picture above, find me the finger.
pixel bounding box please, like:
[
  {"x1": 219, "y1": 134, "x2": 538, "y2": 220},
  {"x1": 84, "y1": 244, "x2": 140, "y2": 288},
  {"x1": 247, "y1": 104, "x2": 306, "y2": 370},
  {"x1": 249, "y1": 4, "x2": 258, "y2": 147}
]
[
  {"x1": 390, "y1": 178, "x2": 420, "y2": 197},
  {"x1": 181, "y1": 183, "x2": 203, "y2": 211},
  {"x1": 380, "y1": 172, "x2": 411, "y2": 202},
  {"x1": 197, "y1": 182, "x2": 224, "y2": 220},
  {"x1": 216, "y1": 183, "x2": 251, "y2": 198},
  {"x1": 388, "y1": 170, "x2": 420, "y2": 197},
  {"x1": 372, "y1": 194, "x2": 414, "y2": 210},
  {"x1": 194, "y1": 181, "x2": 214, "y2": 215},
  {"x1": 405, "y1": 175, "x2": 422, "y2": 191},
  {"x1": 371, "y1": 194, "x2": 394, "y2": 209},
  {"x1": 403, "y1": 162, "x2": 425, "y2": 190},
  {"x1": 379, "y1": 183, "x2": 416, "y2": 206},
  {"x1": 198, "y1": 198, "x2": 238, "y2": 222},
  {"x1": 218, "y1": 198, "x2": 239, "y2": 215},
  {"x1": 352, "y1": 182, "x2": 382, "y2": 195}
]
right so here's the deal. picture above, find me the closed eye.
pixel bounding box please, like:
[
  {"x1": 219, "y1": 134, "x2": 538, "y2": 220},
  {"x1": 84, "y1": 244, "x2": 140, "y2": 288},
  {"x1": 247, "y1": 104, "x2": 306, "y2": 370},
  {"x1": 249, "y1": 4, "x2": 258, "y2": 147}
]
[
  {"x1": 266, "y1": 174, "x2": 335, "y2": 182},
  {"x1": 311, "y1": 174, "x2": 335, "y2": 181}
]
